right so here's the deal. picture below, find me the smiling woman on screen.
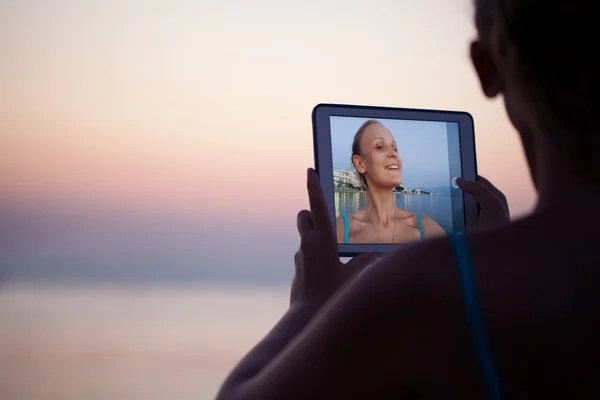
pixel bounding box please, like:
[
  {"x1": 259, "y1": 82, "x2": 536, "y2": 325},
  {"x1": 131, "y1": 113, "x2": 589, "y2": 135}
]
[{"x1": 336, "y1": 119, "x2": 446, "y2": 244}]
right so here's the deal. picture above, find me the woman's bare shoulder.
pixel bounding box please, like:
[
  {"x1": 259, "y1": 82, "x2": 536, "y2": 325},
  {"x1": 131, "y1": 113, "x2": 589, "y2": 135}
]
[
  {"x1": 361, "y1": 218, "x2": 574, "y2": 325},
  {"x1": 271, "y1": 218, "x2": 592, "y2": 398},
  {"x1": 336, "y1": 211, "x2": 369, "y2": 242},
  {"x1": 361, "y1": 234, "x2": 456, "y2": 295},
  {"x1": 418, "y1": 213, "x2": 446, "y2": 237}
]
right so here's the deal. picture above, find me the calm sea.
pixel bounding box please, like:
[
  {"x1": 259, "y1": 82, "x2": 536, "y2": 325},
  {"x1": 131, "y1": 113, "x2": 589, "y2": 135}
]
[
  {"x1": 0, "y1": 283, "x2": 289, "y2": 400},
  {"x1": 335, "y1": 191, "x2": 454, "y2": 233}
]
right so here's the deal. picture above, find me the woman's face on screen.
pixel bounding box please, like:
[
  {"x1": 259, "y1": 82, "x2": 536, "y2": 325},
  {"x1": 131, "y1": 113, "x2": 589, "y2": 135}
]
[{"x1": 354, "y1": 123, "x2": 402, "y2": 189}]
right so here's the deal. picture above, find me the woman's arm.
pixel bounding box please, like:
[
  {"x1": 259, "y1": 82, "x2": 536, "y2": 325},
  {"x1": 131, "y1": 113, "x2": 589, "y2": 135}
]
[
  {"x1": 218, "y1": 169, "x2": 380, "y2": 399},
  {"x1": 216, "y1": 262, "x2": 396, "y2": 399},
  {"x1": 216, "y1": 236, "x2": 466, "y2": 400},
  {"x1": 216, "y1": 302, "x2": 319, "y2": 400}
]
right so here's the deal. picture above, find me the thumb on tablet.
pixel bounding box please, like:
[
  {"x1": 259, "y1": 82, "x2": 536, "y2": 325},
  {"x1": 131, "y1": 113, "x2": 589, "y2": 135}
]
[
  {"x1": 456, "y1": 177, "x2": 510, "y2": 229},
  {"x1": 456, "y1": 177, "x2": 498, "y2": 208}
]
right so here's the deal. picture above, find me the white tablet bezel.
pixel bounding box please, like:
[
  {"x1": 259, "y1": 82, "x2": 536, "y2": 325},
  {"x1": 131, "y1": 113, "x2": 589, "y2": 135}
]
[{"x1": 312, "y1": 103, "x2": 478, "y2": 257}]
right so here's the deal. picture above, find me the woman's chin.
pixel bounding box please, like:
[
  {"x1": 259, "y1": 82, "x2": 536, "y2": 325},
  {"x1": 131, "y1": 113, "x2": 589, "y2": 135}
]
[
  {"x1": 382, "y1": 182, "x2": 401, "y2": 190},
  {"x1": 370, "y1": 176, "x2": 402, "y2": 190},
  {"x1": 389, "y1": 179, "x2": 402, "y2": 188}
]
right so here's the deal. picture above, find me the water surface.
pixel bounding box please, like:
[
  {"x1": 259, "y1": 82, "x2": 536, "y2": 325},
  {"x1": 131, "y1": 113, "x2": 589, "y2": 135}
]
[{"x1": 0, "y1": 283, "x2": 289, "y2": 400}]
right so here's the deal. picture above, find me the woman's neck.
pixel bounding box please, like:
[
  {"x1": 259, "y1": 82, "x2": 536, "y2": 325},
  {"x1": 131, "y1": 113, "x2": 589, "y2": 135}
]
[
  {"x1": 535, "y1": 169, "x2": 600, "y2": 214},
  {"x1": 365, "y1": 186, "x2": 396, "y2": 226},
  {"x1": 533, "y1": 137, "x2": 600, "y2": 213}
]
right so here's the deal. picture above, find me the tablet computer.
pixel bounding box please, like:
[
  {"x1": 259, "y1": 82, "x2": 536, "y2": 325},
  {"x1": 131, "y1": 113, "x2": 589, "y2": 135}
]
[{"x1": 312, "y1": 103, "x2": 478, "y2": 256}]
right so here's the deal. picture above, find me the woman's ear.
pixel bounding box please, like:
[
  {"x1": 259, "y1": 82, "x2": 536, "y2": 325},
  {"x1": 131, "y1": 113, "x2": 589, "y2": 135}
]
[
  {"x1": 470, "y1": 41, "x2": 502, "y2": 98},
  {"x1": 353, "y1": 155, "x2": 366, "y2": 174}
]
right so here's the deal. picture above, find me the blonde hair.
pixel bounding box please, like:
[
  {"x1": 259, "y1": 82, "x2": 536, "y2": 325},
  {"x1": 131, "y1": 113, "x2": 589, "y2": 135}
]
[{"x1": 351, "y1": 120, "x2": 382, "y2": 189}]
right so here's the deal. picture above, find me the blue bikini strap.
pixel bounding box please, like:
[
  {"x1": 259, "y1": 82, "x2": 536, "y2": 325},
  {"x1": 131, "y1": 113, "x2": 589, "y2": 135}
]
[
  {"x1": 417, "y1": 213, "x2": 424, "y2": 240},
  {"x1": 343, "y1": 214, "x2": 349, "y2": 244},
  {"x1": 450, "y1": 233, "x2": 502, "y2": 400}
]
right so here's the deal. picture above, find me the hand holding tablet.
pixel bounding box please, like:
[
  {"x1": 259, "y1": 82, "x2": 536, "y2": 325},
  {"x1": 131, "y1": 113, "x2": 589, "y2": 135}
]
[{"x1": 312, "y1": 103, "x2": 479, "y2": 256}]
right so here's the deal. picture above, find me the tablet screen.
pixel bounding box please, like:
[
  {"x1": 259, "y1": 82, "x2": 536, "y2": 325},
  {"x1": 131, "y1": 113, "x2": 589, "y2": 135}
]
[{"x1": 330, "y1": 116, "x2": 465, "y2": 244}]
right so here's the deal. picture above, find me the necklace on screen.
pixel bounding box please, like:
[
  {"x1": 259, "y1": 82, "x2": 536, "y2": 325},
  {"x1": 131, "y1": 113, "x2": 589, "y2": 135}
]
[{"x1": 368, "y1": 207, "x2": 397, "y2": 243}]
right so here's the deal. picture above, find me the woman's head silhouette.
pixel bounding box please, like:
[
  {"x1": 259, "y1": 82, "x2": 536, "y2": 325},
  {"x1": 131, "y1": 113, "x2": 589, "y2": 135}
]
[{"x1": 472, "y1": 0, "x2": 599, "y2": 186}]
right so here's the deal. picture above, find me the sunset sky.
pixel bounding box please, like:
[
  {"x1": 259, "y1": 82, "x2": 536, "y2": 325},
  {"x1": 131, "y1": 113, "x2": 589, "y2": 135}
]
[{"x1": 0, "y1": 0, "x2": 537, "y2": 283}]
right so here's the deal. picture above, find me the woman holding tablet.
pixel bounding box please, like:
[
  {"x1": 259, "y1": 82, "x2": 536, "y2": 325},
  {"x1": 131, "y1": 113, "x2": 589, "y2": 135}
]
[
  {"x1": 336, "y1": 119, "x2": 446, "y2": 243},
  {"x1": 218, "y1": 0, "x2": 599, "y2": 398}
]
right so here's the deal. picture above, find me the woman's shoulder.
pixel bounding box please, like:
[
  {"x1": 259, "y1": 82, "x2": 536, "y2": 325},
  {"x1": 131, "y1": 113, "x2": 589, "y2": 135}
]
[
  {"x1": 393, "y1": 208, "x2": 427, "y2": 229},
  {"x1": 348, "y1": 220, "x2": 593, "y2": 396},
  {"x1": 336, "y1": 210, "x2": 368, "y2": 224},
  {"x1": 415, "y1": 212, "x2": 446, "y2": 237},
  {"x1": 364, "y1": 214, "x2": 584, "y2": 314},
  {"x1": 336, "y1": 211, "x2": 368, "y2": 242},
  {"x1": 391, "y1": 208, "x2": 444, "y2": 236},
  {"x1": 361, "y1": 221, "x2": 582, "y2": 357}
]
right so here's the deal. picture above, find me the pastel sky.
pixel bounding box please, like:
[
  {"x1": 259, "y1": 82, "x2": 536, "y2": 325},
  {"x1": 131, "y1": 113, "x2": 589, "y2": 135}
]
[{"x1": 0, "y1": 0, "x2": 537, "y2": 283}]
